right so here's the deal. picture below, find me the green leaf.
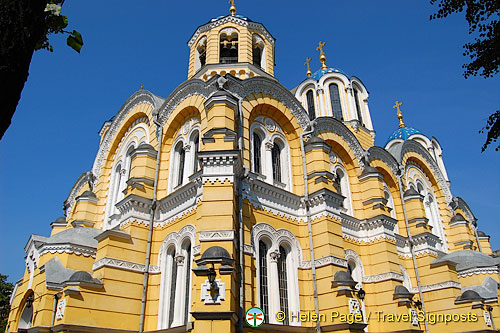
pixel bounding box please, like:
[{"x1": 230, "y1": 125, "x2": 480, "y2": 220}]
[{"x1": 66, "y1": 30, "x2": 83, "y2": 53}]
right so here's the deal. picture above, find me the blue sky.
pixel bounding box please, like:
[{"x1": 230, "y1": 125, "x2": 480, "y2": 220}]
[{"x1": 1, "y1": 1, "x2": 499, "y2": 282}]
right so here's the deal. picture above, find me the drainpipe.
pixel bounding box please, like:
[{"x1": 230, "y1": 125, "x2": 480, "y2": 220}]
[
  {"x1": 472, "y1": 223, "x2": 483, "y2": 253},
  {"x1": 236, "y1": 96, "x2": 246, "y2": 333},
  {"x1": 299, "y1": 121, "x2": 321, "y2": 333},
  {"x1": 51, "y1": 293, "x2": 60, "y2": 328},
  {"x1": 139, "y1": 116, "x2": 163, "y2": 332},
  {"x1": 397, "y1": 171, "x2": 429, "y2": 333}
]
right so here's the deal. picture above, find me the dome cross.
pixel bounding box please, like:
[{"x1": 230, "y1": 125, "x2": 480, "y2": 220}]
[
  {"x1": 393, "y1": 100, "x2": 406, "y2": 128},
  {"x1": 305, "y1": 57, "x2": 312, "y2": 77},
  {"x1": 316, "y1": 41, "x2": 328, "y2": 69}
]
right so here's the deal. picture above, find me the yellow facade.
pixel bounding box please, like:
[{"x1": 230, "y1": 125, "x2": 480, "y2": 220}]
[{"x1": 6, "y1": 5, "x2": 500, "y2": 333}]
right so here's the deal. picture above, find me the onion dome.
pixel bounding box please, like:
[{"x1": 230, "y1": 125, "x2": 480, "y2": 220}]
[
  {"x1": 310, "y1": 67, "x2": 349, "y2": 81},
  {"x1": 385, "y1": 101, "x2": 426, "y2": 146}
]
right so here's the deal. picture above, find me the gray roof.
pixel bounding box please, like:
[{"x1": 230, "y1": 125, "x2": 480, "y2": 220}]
[
  {"x1": 463, "y1": 276, "x2": 499, "y2": 300},
  {"x1": 432, "y1": 250, "x2": 500, "y2": 272},
  {"x1": 45, "y1": 257, "x2": 77, "y2": 289},
  {"x1": 45, "y1": 227, "x2": 100, "y2": 248}
]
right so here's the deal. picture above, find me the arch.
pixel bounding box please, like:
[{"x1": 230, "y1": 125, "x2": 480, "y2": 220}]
[
  {"x1": 194, "y1": 35, "x2": 207, "y2": 72},
  {"x1": 92, "y1": 90, "x2": 159, "y2": 180},
  {"x1": 306, "y1": 89, "x2": 316, "y2": 120},
  {"x1": 249, "y1": 116, "x2": 294, "y2": 190},
  {"x1": 252, "y1": 34, "x2": 266, "y2": 70},
  {"x1": 328, "y1": 82, "x2": 344, "y2": 120},
  {"x1": 158, "y1": 225, "x2": 195, "y2": 329},
  {"x1": 400, "y1": 140, "x2": 452, "y2": 203},
  {"x1": 332, "y1": 163, "x2": 353, "y2": 215},
  {"x1": 345, "y1": 249, "x2": 364, "y2": 288},
  {"x1": 452, "y1": 197, "x2": 477, "y2": 224},
  {"x1": 219, "y1": 27, "x2": 239, "y2": 64},
  {"x1": 252, "y1": 223, "x2": 302, "y2": 326},
  {"x1": 16, "y1": 290, "x2": 34, "y2": 331},
  {"x1": 314, "y1": 117, "x2": 367, "y2": 171}
]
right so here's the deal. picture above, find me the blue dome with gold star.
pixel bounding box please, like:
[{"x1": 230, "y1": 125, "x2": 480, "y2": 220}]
[
  {"x1": 310, "y1": 67, "x2": 348, "y2": 80},
  {"x1": 386, "y1": 126, "x2": 424, "y2": 145}
]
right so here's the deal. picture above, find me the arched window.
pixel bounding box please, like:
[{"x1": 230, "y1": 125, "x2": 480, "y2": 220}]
[
  {"x1": 253, "y1": 132, "x2": 262, "y2": 174},
  {"x1": 353, "y1": 88, "x2": 364, "y2": 126},
  {"x1": 306, "y1": 90, "x2": 316, "y2": 120},
  {"x1": 195, "y1": 36, "x2": 207, "y2": 71},
  {"x1": 18, "y1": 292, "x2": 34, "y2": 330},
  {"x1": 277, "y1": 245, "x2": 289, "y2": 326},
  {"x1": 253, "y1": 224, "x2": 301, "y2": 326},
  {"x1": 167, "y1": 247, "x2": 177, "y2": 328},
  {"x1": 271, "y1": 143, "x2": 282, "y2": 183},
  {"x1": 220, "y1": 28, "x2": 238, "y2": 64},
  {"x1": 175, "y1": 142, "x2": 185, "y2": 187},
  {"x1": 191, "y1": 132, "x2": 200, "y2": 173},
  {"x1": 158, "y1": 227, "x2": 195, "y2": 329},
  {"x1": 259, "y1": 241, "x2": 269, "y2": 322},
  {"x1": 252, "y1": 34, "x2": 266, "y2": 69},
  {"x1": 334, "y1": 168, "x2": 352, "y2": 214},
  {"x1": 329, "y1": 83, "x2": 343, "y2": 120}
]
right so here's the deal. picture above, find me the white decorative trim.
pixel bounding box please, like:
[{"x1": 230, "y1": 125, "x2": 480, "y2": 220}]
[
  {"x1": 341, "y1": 214, "x2": 398, "y2": 244},
  {"x1": 300, "y1": 255, "x2": 347, "y2": 269},
  {"x1": 55, "y1": 299, "x2": 66, "y2": 320},
  {"x1": 92, "y1": 257, "x2": 160, "y2": 274},
  {"x1": 157, "y1": 178, "x2": 203, "y2": 227},
  {"x1": 200, "y1": 279, "x2": 226, "y2": 304},
  {"x1": 244, "y1": 244, "x2": 253, "y2": 255},
  {"x1": 457, "y1": 267, "x2": 499, "y2": 278},
  {"x1": 362, "y1": 272, "x2": 404, "y2": 284},
  {"x1": 409, "y1": 281, "x2": 461, "y2": 294},
  {"x1": 193, "y1": 245, "x2": 201, "y2": 256},
  {"x1": 199, "y1": 230, "x2": 235, "y2": 242},
  {"x1": 39, "y1": 244, "x2": 96, "y2": 258}
]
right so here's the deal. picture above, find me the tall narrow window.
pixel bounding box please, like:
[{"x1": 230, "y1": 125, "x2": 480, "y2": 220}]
[
  {"x1": 168, "y1": 249, "x2": 177, "y2": 328},
  {"x1": 253, "y1": 34, "x2": 265, "y2": 69},
  {"x1": 177, "y1": 143, "x2": 185, "y2": 187},
  {"x1": 193, "y1": 134, "x2": 199, "y2": 173},
  {"x1": 184, "y1": 244, "x2": 192, "y2": 325},
  {"x1": 277, "y1": 246, "x2": 289, "y2": 325},
  {"x1": 253, "y1": 132, "x2": 262, "y2": 174},
  {"x1": 353, "y1": 89, "x2": 364, "y2": 126},
  {"x1": 306, "y1": 90, "x2": 316, "y2": 120},
  {"x1": 220, "y1": 29, "x2": 238, "y2": 64},
  {"x1": 271, "y1": 143, "x2": 281, "y2": 183},
  {"x1": 329, "y1": 83, "x2": 343, "y2": 120},
  {"x1": 259, "y1": 241, "x2": 269, "y2": 322}
]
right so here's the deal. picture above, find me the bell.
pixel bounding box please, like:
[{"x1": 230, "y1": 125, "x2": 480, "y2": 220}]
[{"x1": 230, "y1": 42, "x2": 237, "y2": 50}]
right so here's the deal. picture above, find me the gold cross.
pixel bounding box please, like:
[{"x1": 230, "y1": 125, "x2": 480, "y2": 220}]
[
  {"x1": 229, "y1": 0, "x2": 236, "y2": 16},
  {"x1": 316, "y1": 41, "x2": 325, "y2": 54},
  {"x1": 393, "y1": 101, "x2": 406, "y2": 128},
  {"x1": 305, "y1": 57, "x2": 312, "y2": 77},
  {"x1": 393, "y1": 100, "x2": 402, "y2": 112}
]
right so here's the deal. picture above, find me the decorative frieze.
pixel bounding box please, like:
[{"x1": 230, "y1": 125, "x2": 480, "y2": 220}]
[
  {"x1": 199, "y1": 230, "x2": 235, "y2": 242},
  {"x1": 363, "y1": 272, "x2": 404, "y2": 284},
  {"x1": 410, "y1": 281, "x2": 461, "y2": 293},
  {"x1": 93, "y1": 257, "x2": 160, "y2": 274},
  {"x1": 458, "y1": 267, "x2": 499, "y2": 278},
  {"x1": 300, "y1": 255, "x2": 347, "y2": 269}
]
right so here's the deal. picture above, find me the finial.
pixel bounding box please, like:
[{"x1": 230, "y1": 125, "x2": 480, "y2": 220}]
[
  {"x1": 140, "y1": 84, "x2": 144, "y2": 90},
  {"x1": 393, "y1": 101, "x2": 406, "y2": 128},
  {"x1": 305, "y1": 57, "x2": 312, "y2": 77},
  {"x1": 229, "y1": 0, "x2": 236, "y2": 16},
  {"x1": 316, "y1": 41, "x2": 327, "y2": 69}
]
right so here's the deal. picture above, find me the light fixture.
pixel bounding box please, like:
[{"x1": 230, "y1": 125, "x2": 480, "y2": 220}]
[
  {"x1": 357, "y1": 287, "x2": 366, "y2": 301},
  {"x1": 413, "y1": 300, "x2": 422, "y2": 309}
]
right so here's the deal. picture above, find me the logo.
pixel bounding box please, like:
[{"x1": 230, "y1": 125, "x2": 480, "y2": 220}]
[{"x1": 245, "y1": 307, "x2": 265, "y2": 327}]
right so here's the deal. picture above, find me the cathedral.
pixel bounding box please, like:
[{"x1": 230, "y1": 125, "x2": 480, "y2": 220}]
[{"x1": 6, "y1": 3, "x2": 500, "y2": 333}]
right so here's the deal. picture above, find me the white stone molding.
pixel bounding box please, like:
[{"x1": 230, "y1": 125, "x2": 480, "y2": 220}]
[
  {"x1": 64, "y1": 172, "x2": 93, "y2": 214},
  {"x1": 158, "y1": 225, "x2": 196, "y2": 259},
  {"x1": 188, "y1": 15, "x2": 275, "y2": 48},
  {"x1": 199, "y1": 150, "x2": 239, "y2": 185},
  {"x1": 201, "y1": 279, "x2": 226, "y2": 304},
  {"x1": 362, "y1": 272, "x2": 404, "y2": 284},
  {"x1": 55, "y1": 299, "x2": 66, "y2": 320},
  {"x1": 409, "y1": 281, "x2": 461, "y2": 294},
  {"x1": 115, "y1": 194, "x2": 153, "y2": 229},
  {"x1": 313, "y1": 117, "x2": 367, "y2": 170},
  {"x1": 396, "y1": 232, "x2": 440, "y2": 258},
  {"x1": 367, "y1": 146, "x2": 400, "y2": 177},
  {"x1": 341, "y1": 214, "x2": 398, "y2": 245},
  {"x1": 243, "y1": 244, "x2": 253, "y2": 255},
  {"x1": 193, "y1": 245, "x2": 201, "y2": 256},
  {"x1": 199, "y1": 230, "x2": 235, "y2": 242},
  {"x1": 401, "y1": 140, "x2": 452, "y2": 203},
  {"x1": 92, "y1": 257, "x2": 160, "y2": 274},
  {"x1": 39, "y1": 244, "x2": 96, "y2": 258},
  {"x1": 243, "y1": 175, "x2": 304, "y2": 221},
  {"x1": 457, "y1": 267, "x2": 499, "y2": 278},
  {"x1": 345, "y1": 249, "x2": 365, "y2": 287},
  {"x1": 300, "y1": 255, "x2": 347, "y2": 269},
  {"x1": 157, "y1": 176, "x2": 203, "y2": 227}
]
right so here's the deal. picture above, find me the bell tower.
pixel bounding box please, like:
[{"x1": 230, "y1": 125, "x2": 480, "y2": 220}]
[{"x1": 187, "y1": 2, "x2": 275, "y2": 80}]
